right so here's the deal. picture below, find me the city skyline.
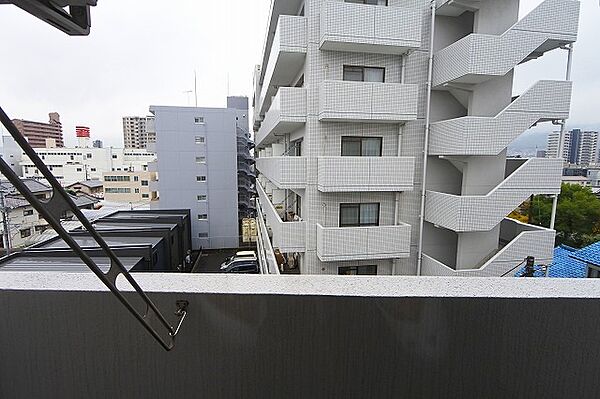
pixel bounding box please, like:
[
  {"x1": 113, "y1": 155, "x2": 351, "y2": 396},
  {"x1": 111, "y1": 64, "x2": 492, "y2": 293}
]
[{"x1": 0, "y1": 0, "x2": 598, "y2": 147}]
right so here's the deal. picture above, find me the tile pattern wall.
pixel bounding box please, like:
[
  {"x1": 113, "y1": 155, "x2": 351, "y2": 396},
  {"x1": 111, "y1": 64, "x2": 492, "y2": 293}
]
[
  {"x1": 430, "y1": 80, "x2": 572, "y2": 155},
  {"x1": 433, "y1": 0, "x2": 579, "y2": 86},
  {"x1": 425, "y1": 158, "x2": 563, "y2": 232}
]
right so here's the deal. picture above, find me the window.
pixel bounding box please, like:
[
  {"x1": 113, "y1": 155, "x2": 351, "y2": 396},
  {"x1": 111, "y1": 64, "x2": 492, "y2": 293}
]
[
  {"x1": 141, "y1": 180, "x2": 149, "y2": 186},
  {"x1": 20, "y1": 228, "x2": 32, "y2": 238},
  {"x1": 76, "y1": 168, "x2": 82, "y2": 172},
  {"x1": 86, "y1": 154, "x2": 92, "y2": 159},
  {"x1": 90, "y1": 168, "x2": 97, "y2": 172},
  {"x1": 196, "y1": 156, "x2": 206, "y2": 164},
  {"x1": 105, "y1": 188, "x2": 131, "y2": 194},
  {"x1": 197, "y1": 214, "x2": 208, "y2": 220},
  {"x1": 135, "y1": 188, "x2": 140, "y2": 193},
  {"x1": 343, "y1": 66, "x2": 385, "y2": 82},
  {"x1": 341, "y1": 137, "x2": 382, "y2": 156},
  {"x1": 112, "y1": 155, "x2": 118, "y2": 159},
  {"x1": 197, "y1": 195, "x2": 207, "y2": 201},
  {"x1": 339, "y1": 203, "x2": 380, "y2": 227},
  {"x1": 198, "y1": 232, "x2": 209, "y2": 238},
  {"x1": 23, "y1": 209, "x2": 34, "y2": 216},
  {"x1": 134, "y1": 176, "x2": 139, "y2": 182},
  {"x1": 338, "y1": 265, "x2": 378, "y2": 275},
  {"x1": 194, "y1": 117, "x2": 205, "y2": 124},
  {"x1": 196, "y1": 176, "x2": 207, "y2": 182},
  {"x1": 345, "y1": 0, "x2": 387, "y2": 5},
  {"x1": 35, "y1": 225, "x2": 47, "y2": 233},
  {"x1": 195, "y1": 136, "x2": 205, "y2": 144},
  {"x1": 104, "y1": 176, "x2": 130, "y2": 182},
  {"x1": 142, "y1": 193, "x2": 149, "y2": 199}
]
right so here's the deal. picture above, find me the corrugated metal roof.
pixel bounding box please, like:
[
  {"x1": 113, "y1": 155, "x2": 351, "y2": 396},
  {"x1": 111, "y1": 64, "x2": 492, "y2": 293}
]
[
  {"x1": 570, "y1": 241, "x2": 600, "y2": 267},
  {"x1": 515, "y1": 245, "x2": 589, "y2": 278},
  {"x1": 0, "y1": 256, "x2": 143, "y2": 273},
  {"x1": 1, "y1": 178, "x2": 52, "y2": 194}
]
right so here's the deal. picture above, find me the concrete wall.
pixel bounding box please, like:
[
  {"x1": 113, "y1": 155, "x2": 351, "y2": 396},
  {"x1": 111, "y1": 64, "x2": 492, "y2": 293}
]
[{"x1": 0, "y1": 274, "x2": 599, "y2": 398}]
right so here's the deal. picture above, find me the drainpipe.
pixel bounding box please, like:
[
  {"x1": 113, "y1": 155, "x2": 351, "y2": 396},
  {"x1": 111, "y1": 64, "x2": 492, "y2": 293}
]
[
  {"x1": 548, "y1": 44, "x2": 574, "y2": 277},
  {"x1": 393, "y1": 54, "x2": 408, "y2": 276},
  {"x1": 416, "y1": 0, "x2": 436, "y2": 276}
]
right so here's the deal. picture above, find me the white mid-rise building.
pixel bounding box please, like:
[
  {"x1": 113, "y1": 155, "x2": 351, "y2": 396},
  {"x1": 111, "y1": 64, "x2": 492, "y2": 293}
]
[
  {"x1": 20, "y1": 146, "x2": 156, "y2": 186},
  {"x1": 253, "y1": 0, "x2": 579, "y2": 277},
  {"x1": 546, "y1": 130, "x2": 571, "y2": 161}
]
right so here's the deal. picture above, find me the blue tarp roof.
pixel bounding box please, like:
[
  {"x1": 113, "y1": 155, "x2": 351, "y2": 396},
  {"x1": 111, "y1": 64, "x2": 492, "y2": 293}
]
[{"x1": 515, "y1": 245, "x2": 588, "y2": 278}]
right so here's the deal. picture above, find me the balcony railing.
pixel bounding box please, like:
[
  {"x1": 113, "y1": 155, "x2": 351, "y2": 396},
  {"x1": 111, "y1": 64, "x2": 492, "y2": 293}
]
[
  {"x1": 256, "y1": 15, "x2": 307, "y2": 119},
  {"x1": 256, "y1": 183, "x2": 306, "y2": 253},
  {"x1": 317, "y1": 157, "x2": 415, "y2": 192},
  {"x1": 425, "y1": 158, "x2": 562, "y2": 232},
  {"x1": 316, "y1": 223, "x2": 411, "y2": 262},
  {"x1": 320, "y1": 0, "x2": 421, "y2": 55},
  {"x1": 255, "y1": 87, "x2": 307, "y2": 148},
  {"x1": 319, "y1": 81, "x2": 418, "y2": 123},
  {"x1": 255, "y1": 156, "x2": 306, "y2": 189},
  {"x1": 421, "y1": 218, "x2": 555, "y2": 277},
  {"x1": 433, "y1": 0, "x2": 580, "y2": 87},
  {"x1": 430, "y1": 80, "x2": 572, "y2": 156}
]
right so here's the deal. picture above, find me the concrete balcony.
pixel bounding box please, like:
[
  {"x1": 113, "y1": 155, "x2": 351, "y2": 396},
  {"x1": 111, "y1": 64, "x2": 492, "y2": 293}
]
[
  {"x1": 319, "y1": 81, "x2": 418, "y2": 123},
  {"x1": 433, "y1": 0, "x2": 579, "y2": 87},
  {"x1": 256, "y1": 183, "x2": 305, "y2": 253},
  {"x1": 430, "y1": 80, "x2": 573, "y2": 156},
  {"x1": 2, "y1": 273, "x2": 599, "y2": 398},
  {"x1": 319, "y1": 0, "x2": 421, "y2": 55},
  {"x1": 421, "y1": 219, "x2": 555, "y2": 277},
  {"x1": 255, "y1": 87, "x2": 307, "y2": 148},
  {"x1": 255, "y1": 156, "x2": 306, "y2": 189},
  {"x1": 257, "y1": 15, "x2": 307, "y2": 119},
  {"x1": 316, "y1": 223, "x2": 411, "y2": 262},
  {"x1": 425, "y1": 158, "x2": 562, "y2": 232},
  {"x1": 317, "y1": 156, "x2": 415, "y2": 192}
]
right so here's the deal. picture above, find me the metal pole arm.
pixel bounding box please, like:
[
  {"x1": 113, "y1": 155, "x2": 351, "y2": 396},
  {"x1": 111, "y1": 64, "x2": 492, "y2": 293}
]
[{"x1": 0, "y1": 106, "x2": 186, "y2": 351}]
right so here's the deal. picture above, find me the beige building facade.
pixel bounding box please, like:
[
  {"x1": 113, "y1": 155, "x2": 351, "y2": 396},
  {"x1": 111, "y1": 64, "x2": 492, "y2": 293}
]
[{"x1": 102, "y1": 171, "x2": 158, "y2": 204}]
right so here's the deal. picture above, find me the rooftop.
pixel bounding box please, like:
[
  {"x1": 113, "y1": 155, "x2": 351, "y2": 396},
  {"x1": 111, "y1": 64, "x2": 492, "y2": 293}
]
[
  {"x1": 69, "y1": 180, "x2": 103, "y2": 189},
  {"x1": 1, "y1": 178, "x2": 52, "y2": 195}
]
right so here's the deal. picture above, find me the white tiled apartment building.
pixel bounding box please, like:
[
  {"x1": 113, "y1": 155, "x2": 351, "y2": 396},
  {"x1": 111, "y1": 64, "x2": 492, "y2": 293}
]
[{"x1": 253, "y1": 0, "x2": 579, "y2": 276}]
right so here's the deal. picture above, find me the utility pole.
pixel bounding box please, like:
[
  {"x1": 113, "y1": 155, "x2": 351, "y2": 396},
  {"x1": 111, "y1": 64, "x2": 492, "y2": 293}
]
[{"x1": 0, "y1": 186, "x2": 11, "y2": 255}]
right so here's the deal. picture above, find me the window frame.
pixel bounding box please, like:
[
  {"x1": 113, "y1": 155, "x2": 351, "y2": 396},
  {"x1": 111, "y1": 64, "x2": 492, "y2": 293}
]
[
  {"x1": 338, "y1": 265, "x2": 378, "y2": 275},
  {"x1": 345, "y1": 0, "x2": 388, "y2": 5},
  {"x1": 339, "y1": 203, "x2": 380, "y2": 227},
  {"x1": 341, "y1": 136, "x2": 383, "y2": 156},
  {"x1": 343, "y1": 65, "x2": 386, "y2": 83}
]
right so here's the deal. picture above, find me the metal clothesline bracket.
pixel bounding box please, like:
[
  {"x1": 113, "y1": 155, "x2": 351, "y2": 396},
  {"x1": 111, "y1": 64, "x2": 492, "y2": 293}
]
[{"x1": 0, "y1": 106, "x2": 186, "y2": 351}]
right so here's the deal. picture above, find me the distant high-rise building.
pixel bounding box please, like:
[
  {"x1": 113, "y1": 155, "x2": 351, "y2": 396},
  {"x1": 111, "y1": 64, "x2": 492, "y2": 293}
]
[
  {"x1": 546, "y1": 129, "x2": 599, "y2": 165},
  {"x1": 546, "y1": 131, "x2": 572, "y2": 162},
  {"x1": 92, "y1": 140, "x2": 103, "y2": 148},
  {"x1": 122, "y1": 116, "x2": 156, "y2": 149},
  {"x1": 576, "y1": 131, "x2": 599, "y2": 166},
  {"x1": 11, "y1": 112, "x2": 64, "y2": 148}
]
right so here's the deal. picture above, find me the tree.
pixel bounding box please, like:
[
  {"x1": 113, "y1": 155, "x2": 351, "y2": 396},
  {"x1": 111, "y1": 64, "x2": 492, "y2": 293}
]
[{"x1": 528, "y1": 184, "x2": 600, "y2": 248}]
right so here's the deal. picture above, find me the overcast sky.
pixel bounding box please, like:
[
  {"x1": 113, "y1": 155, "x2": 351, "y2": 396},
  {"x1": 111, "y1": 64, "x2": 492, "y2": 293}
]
[{"x1": 0, "y1": 0, "x2": 598, "y2": 147}]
